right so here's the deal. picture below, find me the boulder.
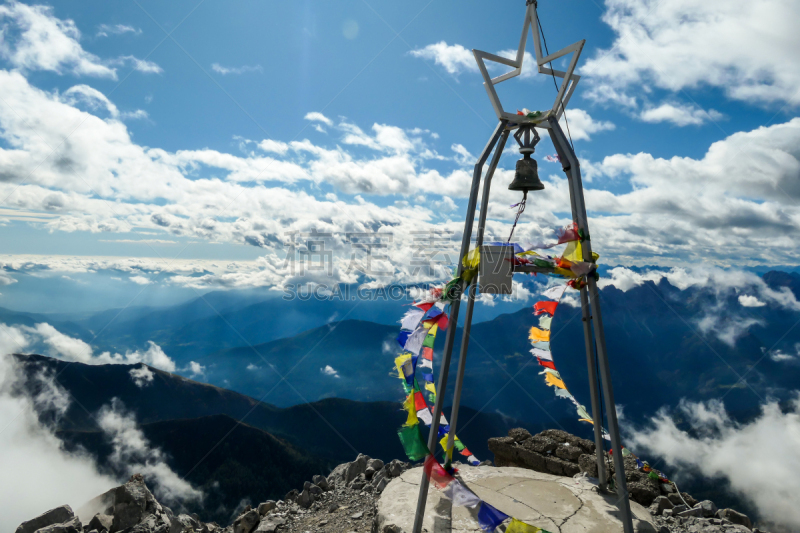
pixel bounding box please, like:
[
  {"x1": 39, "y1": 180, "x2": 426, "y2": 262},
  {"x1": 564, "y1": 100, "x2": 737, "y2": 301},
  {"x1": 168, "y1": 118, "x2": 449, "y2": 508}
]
[
  {"x1": 578, "y1": 454, "x2": 599, "y2": 478},
  {"x1": 677, "y1": 507, "x2": 704, "y2": 518},
  {"x1": 15, "y1": 505, "x2": 74, "y2": 533},
  {"x1": 374, "y1": 477, "x2": 388, "y2": 494},
  {"x1": 667, "y1": 494, "x2": 686, "y2": 506},
  {"x1": 695, "y1": 500, "x2": 718, "y2": 518},
  {"x1": 367, "y1": 458, "x2": 384, "y2": 471},
  {"x1": 555, "y1": 443, "x2": 583, "y2": 462},
  {"x1": 538, "y1": 429, "x2": 595, "y2": 454},
  {"x1": 365, "y1": 467, "x2": 375, "y2": 481},
  {"x1": 716, "y1": 508, "x2": 752, "y2": 529},
  {"x1": 385, "y1": 460, "x2": 404, "y2": 478},
  {"x1": 283, "y1": 489, "x2": 298, "y2": 503},
  {"x1": 88, "y1": 514, "x2": 113, "y2": 532},
  {"x1": 232, "y1": 510, "x2": 259, "y2": 533},
  {"x1": 257, "y1": 501, "x2": 276, "y2": 516},
  {"x1": 344, "y1": 455, "x2": 369, "y2": 484},
  {"x1": 350, "y1": 473, "x2": 367, "y2": 491},
  {"x1": 295, "y1": 490, "x2": 314, "y2": 509},
  {"x1": 508, "y1": 428, "x2": 532, "y2": 442},
  {"x1": 111, "y1": 474, "x2": 161, "y2": 532},
  {"x1": 326, "y1": 463, "x2": 349, "y2": 488},
  {"x1": 312, "y1": 475, "x2": 329, "y2": 491},
  {"x1": 627, "y1": 481, "x2": 661, "y2": 507},
  {"x1": 648, "y1": 496, "x2": 674, "y2": 516},
  {"x1": 681, "y1": 492, "x2": 698, "y2": 508},
  {"x1": 478, "y1": 460, "x2": 493, "y2": 467},
  {"x1": 307, "y1": 484, "x2": 323, "y2": 496},
  {"x1": 32, "y1": 516, "x2": 82, "y2": 533},
  {"x1": 524, "y1": 435, "x2": 559, "y2": 454},
  {"x1": 170, "y1": 514, "x2": 201, "y2": 533}
]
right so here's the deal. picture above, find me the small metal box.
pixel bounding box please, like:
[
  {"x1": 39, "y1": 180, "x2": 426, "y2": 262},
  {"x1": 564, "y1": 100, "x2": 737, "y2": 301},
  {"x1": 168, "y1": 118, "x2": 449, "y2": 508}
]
[{"x1": 479, "y1": 245, "x2": 513, "y2": 295}]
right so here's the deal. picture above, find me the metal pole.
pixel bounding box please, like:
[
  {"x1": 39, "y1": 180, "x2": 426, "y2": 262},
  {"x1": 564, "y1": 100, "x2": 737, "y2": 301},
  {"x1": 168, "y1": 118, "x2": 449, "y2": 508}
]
[
  {"x1": 411, "y1": 121, "x2": 506, "y2": 533},
  {"x1": 443, "y1": 130, "x2": 510, "y2": 464},
  {"x1": 557, "y1": 128, "x2": 608, "y2": 489},
  {"x1": 547, "y1": 117, "x2": 634, "y2": 533}
]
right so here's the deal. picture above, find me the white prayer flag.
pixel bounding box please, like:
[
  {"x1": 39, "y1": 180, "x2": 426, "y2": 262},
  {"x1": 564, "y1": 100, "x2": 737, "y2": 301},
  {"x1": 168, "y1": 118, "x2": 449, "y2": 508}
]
[
  {"x1": 416, "y1": 409, "x2": 433, "y2": 425},
  {"x1": 467, "y1": 455, "x2": 479, "y2": 466},
  {"x1": 400, "y1": 308, "x2": 425, "y2": 331},
  {"x1": 530, "y1": 347, "x2": 552, "y2": 360},
  {"x1": 404, "y1": 326, "x2": 427, "y2": 355},
  {"x1": 419, "y1": 358, "x2": 433, "y2": 370},
  {"x1": 542, "y1": 285, "x2": 568, "y2": 300},
  {"x1": 443, "y1": 480, "x2": 481, "y2": 508}
]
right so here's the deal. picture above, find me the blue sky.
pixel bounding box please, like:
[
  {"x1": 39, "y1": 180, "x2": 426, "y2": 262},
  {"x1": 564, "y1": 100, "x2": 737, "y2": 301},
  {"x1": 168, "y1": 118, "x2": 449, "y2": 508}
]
[{"x1": 0, "y1": 0, "x2": 798, "y2": 312}]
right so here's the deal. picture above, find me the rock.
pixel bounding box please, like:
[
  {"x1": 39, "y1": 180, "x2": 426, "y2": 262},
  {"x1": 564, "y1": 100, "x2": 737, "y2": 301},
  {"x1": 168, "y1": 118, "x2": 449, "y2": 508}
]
[
  {"x1": 367, "y1": 459, "x2": 384, "y2": 471},
  {"x1": 15, "y1": 505, "x2": 74, "y2": 533},
  {"x1": 628, "y1": 481, "x2": 661, "y2": 507},
  {"x1": 716, "y1": 509, "x2": 752, "y2": 529},
  {"x1": 32, "y1": 516, "x2": 82, "y2": 533},
  {"x1": 326, "y1": 463, "x2": 349, "y2": 488},
  {"x1": 312, "y1": 475, "x2": 329, "y2": 491},
  {"x1": 350, "y1": 473, "x2": 367, "y2": 491},
  {"x1": 677, "y1": 507, "x2": 704, "y2": 518},
  {"x1": 538, "y1": 429, "x2": 595, "y2": 454},
  {"x1": 307, "y1": 484, "x2": 323, "y2": 496},
  {"x1": 257, "y1": 501, "x2": 276, "y2": 516},
  {"x1": 660, "y1": 483, "x2": 676, "y2": 494},
  {"x1": 555, "y1": 443, "x2": 583, "y2": 462},
  {"x1": 350, "y1": 511, "x2": 364, "y2": 520},
  {"x1": 667, "y1": 493, "x2": 687, "y2": 506},
  {"x1": 681, "y1": 492, "x2": 698, "y2": 508},
  {"x1": 662, "y1": 509, "x2": 675, "y2": 518},
  {"x1": 170, "y1": 514, "x2": 201, "y2": 533},
  {"x1": 385, "y1": 460, "x2": 404, "y2": 478},
  {"x1": 374, "y1": 477, "x2": 388, "y2": 493},
  {"x1": 284, "y1": 489, "x2": 299, "y2": 503},
  {"x1": 88, "y1": 514, "x2": 113, "y2": 532},
  {"x1": 525, "y1": 435, "x2": 559, "y2": 454},
  {"x1": 671, "y1": 504, "x2": 688, "y2": 515},
  {"x1": 648, "y1": 496, "x2": 674, "y2": 516},
  {"x1": 295, "y1": 489, "x2": 314, "y2": 509},
  {"x1": 344, "y1": 455, "x2": 368, "y2": 484},
  {"x1": 578, "y1": 454, "x2": 599, "y2": 478},
  {"x1": 328, "y1": 503, "x2": 339, "y2": 513},
  {"x1": 695, "y1": 500, "x2": 718, "y2": 518},
  {"x1": 112, "y1": 474, "x2": 160, "y2": 532},
  {"x1": 232, "y1": 510, "x2": 259, "y2": 533},
  {"x1": 365, "y1": 467, "x2": 375, "y2": 481},
  {"x1": 478, "y1": 460, "x2": 493, "y2": 467},
  {"x1": 508, "y1": 428, "x2": 532, "y2": 442}
]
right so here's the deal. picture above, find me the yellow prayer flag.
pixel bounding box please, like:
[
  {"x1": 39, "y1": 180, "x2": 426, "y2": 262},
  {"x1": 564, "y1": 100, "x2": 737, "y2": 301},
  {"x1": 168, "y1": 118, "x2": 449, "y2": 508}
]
[
  {"x1": 429, "y1": 324, "x2": 439, "y2": 336},
  {"x1": 394, "y1": 353, "x2": 412, "y2": 380},
  {"x1": 439, "y1": 435, "x2": 455, "y2": 461},
  {"x1": 425, "y1": 382, "x2": 437, "y2": 394},
  {"x1": 506, "y1": 518, "x2": 541, "y2": 533},
  {"x1": 545, "y1": 372, "x2": 567, "y2": 390},
  {"x1": 528, "y1": 327, "x2": 551, "y2": 343},
  {"x1": 553, "y1": 267, "x2": 578, "y2": 278},
  {"x1": 462, "y1": 248, "x2": 481, "y2": 269},
  {"x1": 403, "y1": 393, "x2": 418, "y2": 427}
]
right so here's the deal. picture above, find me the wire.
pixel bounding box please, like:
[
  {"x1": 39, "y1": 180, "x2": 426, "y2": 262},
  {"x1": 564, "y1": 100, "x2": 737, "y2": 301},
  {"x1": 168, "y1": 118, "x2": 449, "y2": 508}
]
[
  {"x1": 535, "y1": 10, "x2": 575, "y2": 152},
  {"x1": 506, "y1": 192, "x2": 527, "y2": 243}
]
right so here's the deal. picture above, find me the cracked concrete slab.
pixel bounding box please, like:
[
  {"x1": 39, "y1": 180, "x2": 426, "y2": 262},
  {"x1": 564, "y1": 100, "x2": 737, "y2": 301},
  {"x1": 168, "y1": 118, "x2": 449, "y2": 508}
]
[{"x1": 376, "y1": 465, "x2": 658, "y2": 533}]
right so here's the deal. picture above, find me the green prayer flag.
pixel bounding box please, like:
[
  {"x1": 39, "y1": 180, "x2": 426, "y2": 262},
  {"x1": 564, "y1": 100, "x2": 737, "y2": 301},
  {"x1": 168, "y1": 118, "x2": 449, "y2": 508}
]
[
  {"x1": 454, "y1": 439, "x2": 466, "y2": 452},
  {"x1": 397, "y1": 424, "x2": 429, "y2": 461},
  {"x1": 423, "y1": 334, "x2": 436, "y2": 348}
]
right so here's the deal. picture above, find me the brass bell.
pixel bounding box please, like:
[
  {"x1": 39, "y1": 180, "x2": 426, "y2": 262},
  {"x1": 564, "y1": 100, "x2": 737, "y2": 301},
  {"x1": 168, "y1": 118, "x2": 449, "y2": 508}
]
[
  {"x1": 509, "y1": 154, "x2": 544, "y2": 192},
  {"x1": 509, "y1": 125, "x2": 544, "y2": 193}
]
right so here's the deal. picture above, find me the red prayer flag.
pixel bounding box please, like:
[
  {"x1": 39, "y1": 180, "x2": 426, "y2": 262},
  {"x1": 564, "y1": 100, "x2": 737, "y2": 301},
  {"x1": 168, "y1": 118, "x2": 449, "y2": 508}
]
[
  {"x1": 422, "y1": 347, "x2": 434, "y2": 361},
  {"x1": 537, "y1": 358, "x2": 556, "y2": 370},
  {"x1": 437, "y1": 313, "x2": 449, "y2": 331},
  {"x1": 557, "y1": 222, "x2": 580, "y2": 244},
  {"x1": 459, "y1": 447, "x2": 472, "y2": 457},
  {"x1": 534, "y1": 301, "x2": 558, "y2": 316},
  {"x1": 424, "y1": 455, "x2": 454, "y2": 489},
  {"x1": 414, "y1": 391, "x2": 427, "y2": 411},
  {"x1": 415, "y1": 302, "x2": 435, "y2": 312}
]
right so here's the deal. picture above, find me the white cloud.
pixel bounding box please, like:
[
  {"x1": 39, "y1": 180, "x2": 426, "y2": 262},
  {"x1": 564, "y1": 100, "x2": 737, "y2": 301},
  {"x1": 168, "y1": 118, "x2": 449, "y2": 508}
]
[
  {"x1": 625, "y1": 396, "x2": 800, "y2": 530},
  {"x1": 30, "y1": 323, "x2": 93, "y2": 363},
  {"x1": 129, "y1": 365, "x2": 154, "y2": 387},
  {"x1": 97, "y1": 399, "x2": 203, "y2": 507},
  {"x1": 583, "y1": 0, "x2": 800, "y2": 107},
  {"x1": 320, "y1": 365, "x2": 340, "y2": 378},
  {"x1": 96, "y1": 24, "x2": 141, "y2": 38},
  {"x1": 558, "y1": 108, "x2": 615, "y2": 141},
  {"x1": 304, "y1": 112, "x2": 333, "y2": 126},
  {"x1": 246, "y1": 363, "x2": 260, "y2": 371},
  {"x1": 409, "y1": 42, "x2": 476, "y2": 76},
  {"x1": 185, "y1": 361, "x2": 205, "y2": 378},
  {"x1": 0, "y1": 332, "x2": 118, "y2": 531},
  {"x1": 640, "y1": 103, "x2": 724, "y2": 127},
  {"x1": 738, "y1": 294, "x2": 766, "y2": 308},
  {"x1": 108, "y1": 55, "x2": 162, "y2": 74},
  {"x1": 211, "y1": 63, "x2": 262, "y2": 75},
  {"x1": 0, "y1": 2, "x2": 115, "y2": 78},
  {"x1": 130, "y1": 275, "x2": 152, "y2": 285}
]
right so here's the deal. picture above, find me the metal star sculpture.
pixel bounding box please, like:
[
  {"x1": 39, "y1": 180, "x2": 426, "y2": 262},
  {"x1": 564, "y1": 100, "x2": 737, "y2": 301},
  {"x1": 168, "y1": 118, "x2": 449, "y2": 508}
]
[{"x1": 473, "y1": 2, "x2": 585, "y2": 126}]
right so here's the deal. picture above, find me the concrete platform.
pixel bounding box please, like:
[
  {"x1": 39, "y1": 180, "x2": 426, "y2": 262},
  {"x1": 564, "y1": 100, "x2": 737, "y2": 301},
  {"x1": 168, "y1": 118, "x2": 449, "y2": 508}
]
[{"x1": 375, "y1": 465, "x2": 658, "y2": 533}]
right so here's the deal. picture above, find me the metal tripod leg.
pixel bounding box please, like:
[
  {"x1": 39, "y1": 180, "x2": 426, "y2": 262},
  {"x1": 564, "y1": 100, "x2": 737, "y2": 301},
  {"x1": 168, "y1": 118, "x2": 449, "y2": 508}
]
[
  {"x1": 411, "y1": 121, "x2": 506, "y2": 533},
  {"x1": 442, "y1": 130, "x2": 509, "y2": 464}
]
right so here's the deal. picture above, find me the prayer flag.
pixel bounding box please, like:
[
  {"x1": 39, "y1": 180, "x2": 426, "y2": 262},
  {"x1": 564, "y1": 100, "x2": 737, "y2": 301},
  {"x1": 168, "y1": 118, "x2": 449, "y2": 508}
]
[
  {"x1": 416, "y1": 408, "x2": 433, "y2": 425},
  {"x1": 421, "y1": 347, "x2": 434, "y2": 361},
  {"x1": 443, "y1": 480, "x2": 481, "y2": 508},
  {"x1": 477, "y1": 502, "x2": 509, "y2": 532},
  {"x1": 413, "y1": 391, "x2": 427, "y2": 411},
  {"x1": 419, "y1": 358, "x2": 433, "y2": 370},
  {"x1": 425, "y1": 382, "x2": 437, "y2": 395},
  {"x1": 545, "y1": 372, "x2": 567, "y2": 389},
  {"x1": 400, "y1": 308, "x2": 425, "y2": 331},
  {"x1": 423, "y1": 455, "x2": 454, "y2": 489},
  {"x1": 394, "y1": 354, "x2": 412, "y2": 380},
  {"x1": 534, "y1": 301, "x2": 558, "y2": 316},
  {"x1": 415, "y1": 301, "x2": 435, "y2": 312},
  {"x1": 397, "y1": 424, "x2": 429, "y2": 461},
  {"x1": 506, "y1": 518, "x2": 542, "y2": 533},
  {"x1": 557, "y1": 222, "x2": 580, "y2": 244},
  {"x1": 397, "y1": 331, "x2": 411, "y2": 348},
  {"x1": 421, "y1": 373, "x2": 434, "y2": 382},
  {"x1": 542, "y1": 285, "x2": 567, "y2": 300},
  {"x1": 467, "y1": 454, "x2": 479, "y2": 465},
  {"x1": 537, "y1": 358, "x2": 556, "y2": 370},
  {"x1": 437, "y1": 313, "x2": 449, "y2": 331},
  {"x1": 530, "y1": 347, "x2": 552, "y2": 360},
  {"x1": 528, "y1": 327, "x2": 550, "y2": 342},
  {"x1": 404, "y1": 327, "x2": 427, "y2": 355},
  {"x1": 538, "y1": 315, "x2": 553, "y2": 330},
  {"x1": 423, "y1": 332, "x2": 436, "y2": 349}
]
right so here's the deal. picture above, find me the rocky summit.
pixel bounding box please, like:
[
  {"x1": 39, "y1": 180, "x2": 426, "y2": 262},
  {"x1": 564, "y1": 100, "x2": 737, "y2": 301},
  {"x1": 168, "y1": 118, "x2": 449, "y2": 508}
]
[
  {"x1": 15, "y1": 455, "x2": 409, "y2": 533},
  {"x1": 16, "y1": 429, "x2": 771, "y2": 533}
]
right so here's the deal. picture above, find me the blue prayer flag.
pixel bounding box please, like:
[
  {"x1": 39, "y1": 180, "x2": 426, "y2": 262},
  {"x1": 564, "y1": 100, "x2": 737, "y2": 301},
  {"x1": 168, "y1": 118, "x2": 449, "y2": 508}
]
[{"x1": 477, "y1": 502, "x2": 509, "y2": 532}]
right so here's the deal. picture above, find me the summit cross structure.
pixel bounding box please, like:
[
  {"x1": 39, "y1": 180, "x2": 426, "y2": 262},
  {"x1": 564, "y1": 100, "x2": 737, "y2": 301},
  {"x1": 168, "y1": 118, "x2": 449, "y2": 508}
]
[{"x1": 410, "y1": 3, "x2": 636, "y2": 533}]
